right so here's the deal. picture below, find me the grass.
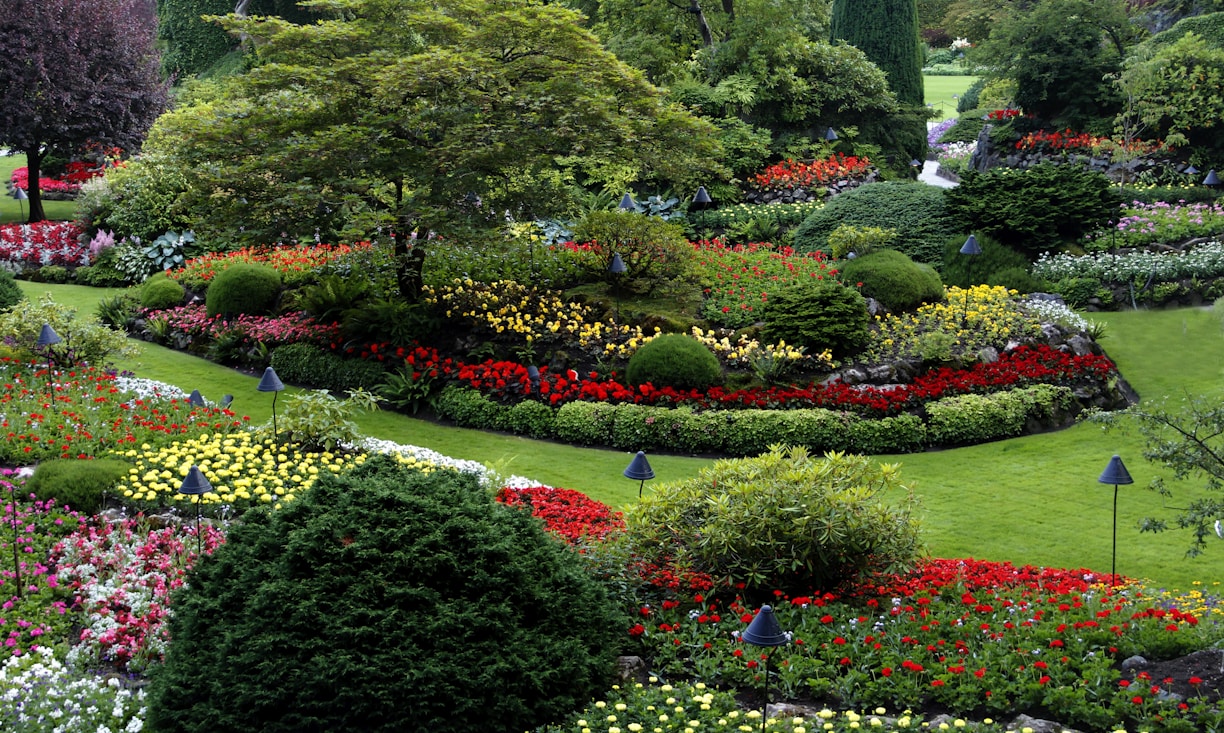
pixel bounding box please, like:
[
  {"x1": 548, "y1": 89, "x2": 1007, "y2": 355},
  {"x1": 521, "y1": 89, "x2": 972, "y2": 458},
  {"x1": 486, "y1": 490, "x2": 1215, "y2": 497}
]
[
  {"x1": 17, "y1": 286, "x2": 1224, "y2": 592},
  {"x1": 924, "y1": 74, "x2": 980, "y2": 121},
  {"x1": 1, "y1": 153, "x2": 80, "y2": 225}
]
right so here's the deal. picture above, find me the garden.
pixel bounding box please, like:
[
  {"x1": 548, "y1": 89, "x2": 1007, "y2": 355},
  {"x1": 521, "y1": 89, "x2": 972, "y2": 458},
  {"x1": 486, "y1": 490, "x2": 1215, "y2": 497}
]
[{"x1": 5, "y1": 0, "x2": 1224, "y2": 732}]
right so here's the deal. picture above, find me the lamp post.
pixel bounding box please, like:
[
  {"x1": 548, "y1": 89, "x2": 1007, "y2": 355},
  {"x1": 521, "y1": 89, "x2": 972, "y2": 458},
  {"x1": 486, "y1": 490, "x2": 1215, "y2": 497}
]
[
  {"x1": 258, "y1": 367, "x2": 285, "y2": 459},
  {"x1": 1098, "y1": 455, "x2": 1134, "y2": 587},
  {"x1": 609, "y1": 252, "x2": 627, "y2": 334},
  {"x1": 178, "y1": 466, "x2": 213, "y2": 557},
  {"x1": 12, "y1": 187, "x2": 28, "y2": 224},
  {"x1": 739, "y1": 605, "x2": 791, "y2": 733},
  {"x1": 824, "y1": 127, "x2": 838, "y2": 142},
  {"x1": 1204, "y1": 170, "x2": 1221, "y2": 192},
  {"x1": 526, "y1": 365, "x2": 540, "y2": 398},
  {"x1": 691, "y1": 186, "x2": 714, "y2": 237},
  {"x1": 36, "y1": 324, "x2": 62, "y2": 400},
  {"x1": 959, "y1": 235, "x2": 982, "y2": 326},
  {"x1": 618, "y1": 193, "x2": 637, "y2": 212},
  {"x1": 623, "y1": 451, "x2": 655, "y2": 498}
]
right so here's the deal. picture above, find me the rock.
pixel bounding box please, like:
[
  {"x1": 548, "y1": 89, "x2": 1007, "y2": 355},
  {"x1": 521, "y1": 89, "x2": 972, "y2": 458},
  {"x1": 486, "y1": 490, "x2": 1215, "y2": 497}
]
[
  {"x1": 977, "y1": 346, "x2": 999, "y2": 364},
  {"x1": 833, "y1": 367, "x2": 867, "y2": 386},
  {"x1": 1121, "y1": 654, "x2": 1149, "y2": 671},
  {"x1": 1007, "y1": 713, "x2": 1084, "y2": 733},
  {"x1": 614, "y1": 656, "x2": 649, "y2": 684},
  {"x1": 1066, "y1": 335, "x2": 1094, "y2": 356},
  {"x1": 865, "y1": 364, "x2": 895, "y2": 383}
]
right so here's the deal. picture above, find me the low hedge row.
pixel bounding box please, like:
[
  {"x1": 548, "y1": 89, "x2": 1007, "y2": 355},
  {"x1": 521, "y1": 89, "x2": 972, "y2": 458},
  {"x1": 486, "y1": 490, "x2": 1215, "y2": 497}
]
[{"x1": 432, "y1": 383, "x2": 1076, "y2": 456}]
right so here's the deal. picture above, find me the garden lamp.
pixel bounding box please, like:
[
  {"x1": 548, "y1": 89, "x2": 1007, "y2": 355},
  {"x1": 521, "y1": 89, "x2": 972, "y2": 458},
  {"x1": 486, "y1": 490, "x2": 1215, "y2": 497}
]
[
  {"x1": 959, "y1": 236, "x2": 982, "y2": 325},
  {"x1": 1098, "y1": 454, "x2": 1133, "y2": 587},
  {"x1": 527, "y1": 365, "x2": 540, "y2": 397},
  {"x1": 36, "y1": 324, "x2": 62, "y2": 399},
  {"x1": 618, "y1": 192, "x2": 637, "y2": 212},
  {"x1": 188, "y1": 389, "x2": 205, "y2": 408},
  {"x1": 609, "y1": 252, "x2": 627, "y2": 331},
  {"x1": 739, "y1": 605, "x2": 790, "y2": 733},
  {"x1": 1204, "y1": 169, "x2": 1221, "y2": 188},
  {"x1": 1185, "y1": 165, "x2": 1199, "y2": 177},
  {"x1": 12, "y1": 187, "x2": 27, "y2": 223},
  {"x1": 257, "y1": 366, "x2": 286, "y2": 452},
  {"x1": 623, "y1": 451, "x2": 655, "y2": 498},
  {"x1": 692, "y1": 186, "x2": 714, "y2": 234},
  {"x1": 179, "y1": 466, "x2": 213, "y2": 556},
  {"x1": 824, "y1": 127, "x2": 838, "y2": 142}
]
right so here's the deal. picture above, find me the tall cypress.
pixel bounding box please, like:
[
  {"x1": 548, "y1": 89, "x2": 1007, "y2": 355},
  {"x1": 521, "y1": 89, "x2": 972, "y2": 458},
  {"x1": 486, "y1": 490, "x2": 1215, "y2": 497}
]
[
  {"x1": 830, "y1": 0, "x2": 925, "y2": 106},
  {"x1": 830, "y1": 0, "x2": 927, "y2": 166}
]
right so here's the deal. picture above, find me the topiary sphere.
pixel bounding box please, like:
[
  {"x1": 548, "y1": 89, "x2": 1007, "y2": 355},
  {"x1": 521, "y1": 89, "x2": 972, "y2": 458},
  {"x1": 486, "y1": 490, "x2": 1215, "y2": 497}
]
[
  {"x1": 145, "y1": 457, "x2": 622, "y2": 733},
  {"x1": 626, "y1": 333, "x2": 723, "y2": 390},
  {"x1": 0, "y1": 269, "x2": 25, "y2": 311},
  {"x1": 140, "y1": 273, "x2": 186, "y2": 310},
  {"x1": 837, "y1": 249, "x2": 944, "y2": 313},
  {"x1": 204, "y1": 263, "x2": 282, "y2": 318}
]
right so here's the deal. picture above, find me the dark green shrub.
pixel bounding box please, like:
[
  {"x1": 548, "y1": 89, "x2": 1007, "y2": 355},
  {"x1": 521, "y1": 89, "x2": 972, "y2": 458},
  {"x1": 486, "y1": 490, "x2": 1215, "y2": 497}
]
[
  {"x1": 793, "y1": 182, "x2": 954, "y2": 264},
  {"x1": 341, "y1": 298, "x2": 439, "y2": 349},
  {"x1": 940, "y1": 233, "x2": 1034, "y2": 288},
  {"x1": 845, "y1": 413, "x2": 927, "y2": 454},
  {"x1": 34, "y1": 266, "x2": 72, "y2": 284},
  {"x1": 1052, "y1": 276, "x2": 1103, "y2": 308},
  {"x1": 957, "y1": 80, "x2": 986, "y2": 114},
  {"x1": 570, "y1": 211, "x2": 695, "y2": 291},
  {"x1": 26, "y1": 458, "x2": 131, "y2": 514},
  {"x1": 501, "y1": 400, "x2": 557, "y2": 439},
  {"x1": 95, "y1": 292, "x2": 142, "y2": 331},
  {"x1": 0, "y1": 270, "x2": 25, "y2": 311},
  {"x1": 625, "y1": 334, "x2": 723, "y2": 390},
  {"x1": 432, "y1": 385, "x2": 501, "y2": 429},
  {"x1": 141, "y1": 274, "x2": 186, "y2": 310},
  {"x1": 553, "y1": 401, "x2": 617, "y2": 446},
  {"x1": 837, "y1": 249, "x2": 944, "y2": 312},
  {"x1": 939, "y1": 109, "x2": 989, "y2": 144},
  {"x1": 986, "y1": 266, "x2": 1046, "y2": 294},
  {"x1": 624, "y1": 446, "x2": 922, "y2": 593},
  {"x1": 146, "y1": 457, "x2": 621, "y2": 733},
  {"x1": 761, "y1": 280, "x2": 871, "y2": 360},
  {"x1": 297, "y1": 274, "x2": 372, "y2": 324},
  {"x1": 944, "y1": 163, "x2": 1121, "y2": 256},
  {"x1": 74, "y1": 246, "x2": 131, "y2": 287},
  {"x1": 204, "y1": 263, "x2": 282, "y2": 319},
  {"x1": 926, "y1": 385, "x2": 1073, "y2": 446},
  {"x1": 270, "y1": 343, "x2": 386, "y2": 393}
]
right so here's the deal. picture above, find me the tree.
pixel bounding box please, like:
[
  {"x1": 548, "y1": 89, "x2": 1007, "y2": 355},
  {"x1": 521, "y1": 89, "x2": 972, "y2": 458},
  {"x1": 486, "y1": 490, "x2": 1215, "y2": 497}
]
[
  {"x1": 0, "y1": 0, "x2": 166, "y2": 223},
  {"x1": 142, "y1": 0, "x2": 722, "y2": 298},
  {"x1": 830, "y1": 0, "x2": 928, "y2": 165},
  {"x1": 157, "y1": 0, "x2": 322, "y2": 78},
  {"x1": 972, "y1": 0, "x2": 1134, "y2": 129},
  {"x1": 1094, "y1": 395, "x2": 1224, "y2": 558}
]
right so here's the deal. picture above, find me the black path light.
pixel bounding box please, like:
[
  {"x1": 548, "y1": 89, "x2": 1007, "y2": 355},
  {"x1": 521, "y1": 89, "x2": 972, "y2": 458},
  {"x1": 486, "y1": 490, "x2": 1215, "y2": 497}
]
[
  {"x1": 1098, "y1": 454, "x2": 1134, "y2": 587},
  {"x1": 824, "y1": 127, "x2": 838, "y2": 142},
  {"x1": 188, "y1": 389, "x2": 205, "y2": 408},
  {"x1": 526, "y1": 365, "x2": 540, "y2": 397},
  {"x1": 36, "y1": 324, "x2": 62, "y2": 400},
  {"x1": 618, "y1": 192, "x2": 637, "y2": 212},
  {"x1": 959, "y1": 235, "x2": 982, "y2": 325},
  {"x1": 179, "y1": 466, "x2": 213, "y2": 556},
  {"x1": 691, "y1": 186, "x2": 714, "y2": 234},
  {"x1": 257, "y1": 366, "x2": 286, "y2": 453},
  {"x1": 1204, "y1": 169, "x2": 1222, "y2": 189},
  {"x1": 738, "y1": 605, "x2": 791, "y2": 733},
  {"x1": 609, "y1": 252, "x2": 627, "y2": 333},
  {"x1": 623, "y1": 450, "x2": 654, "y2": 498},
  {"x1": 1185, "y1": 165, "x2": 1199, "y2": 177},
  {"x1": 12, "y1": 187, "x2": 27, "y2": 223}
]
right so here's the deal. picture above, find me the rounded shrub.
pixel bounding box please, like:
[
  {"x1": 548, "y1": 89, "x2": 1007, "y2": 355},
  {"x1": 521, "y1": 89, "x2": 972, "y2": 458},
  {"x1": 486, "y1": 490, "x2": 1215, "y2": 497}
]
[
  {"x1": 623, "y1": 446, "x2": 923, "y2": 594},
  {"x1": 140, "y1": 273, "x2": 186, "y2": 310},
  {"x1": 792, "y1": 181, "x2": 955, "y2": 264},
  {"x1": 146, "y1": 457, "x2": 621, "y2": 733},
  {"x1": 837, "y1": 249, "x2": 944, "y2": 312},
  {"x1": 0, "y1": 269, "x2": 26, "y2": 311},
  {"x1": 626, "y1": 333, "x2": 723, "y2": 390},
  {"x1": 25, "y1": 458, "x2": 132, "y2": 514},
  {"x1": 204, "y1": 263, "x2": 282, "y2": 318},
  {"x1": 761, "y1": 279, "x2": 870, "y2": 360}
]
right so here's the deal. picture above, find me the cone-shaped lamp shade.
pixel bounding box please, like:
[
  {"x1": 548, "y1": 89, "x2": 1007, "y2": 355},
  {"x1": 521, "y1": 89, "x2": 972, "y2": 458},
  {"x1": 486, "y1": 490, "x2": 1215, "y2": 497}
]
[
  {"x1": 741, "y1": 605, "x2": 789, "y2": 647},
  {"x1": 692, "y1": 186, "x2": 713, "y2": 208},
  {"x1": 910, "y1": 159, "x2": 922, "y2": 167},
  {"x1": 527, "y1": 365, "x2": 540, "y2": 381},
  {"x1": 824, "y1": 127, "x2": 838, "y2": 141},
  {"x1": 220, "y1": 394, "x2": 234, "y2": 408},
  {"x1": 623, "y1": 451, "x2": 655, "y2": 481},
  {"x1": 609, "y1": 252, "x2": 627, "y2": 275},
  {"x1": 1205, "y1": 169, "x2": 1221, "y2": 187},
  {"x1": 36, "y1": 324, "x2": 62, "y2": 347},
  {"x1": 619, "y1": 192, "x2": 637, "y2": 211},
  {"x1": 960, "y1": 234, "x2": 982, "y2": 256},
  {"x1": 179, "y1": 465, "x2": 213, "y2": 495},
  {"x1": 188, "y1": 389, "x2": 205, "y2": 407},
  {"x1": 257, "y1": 366, "x2": 284, "y2": 392},
  {"x1": 1098, "y1": 455, "x2": 1134, "y2": 486},
  {"x1": 1186, "y1": 165, "x2": 1199, "y2": 176},
  {"x1": 13, "y1": 188, "x2": 27, "y2": 201}
]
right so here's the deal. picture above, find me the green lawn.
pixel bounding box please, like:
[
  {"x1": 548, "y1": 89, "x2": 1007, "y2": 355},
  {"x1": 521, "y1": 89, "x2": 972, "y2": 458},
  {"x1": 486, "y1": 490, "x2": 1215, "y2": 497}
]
[
  {"x1": 18, "y1": 285, "x2": 1224, "y2": 592},
  {"x1": 1, "y1": 153, "x2": 80, "y2": 224},
  {"x1": 924, "y1": 74, "x2": 980, "y2": 121}
]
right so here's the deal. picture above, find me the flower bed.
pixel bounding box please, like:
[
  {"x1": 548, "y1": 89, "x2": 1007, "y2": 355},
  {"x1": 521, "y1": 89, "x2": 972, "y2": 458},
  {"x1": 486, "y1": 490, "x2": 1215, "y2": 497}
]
[
  {"x1": 0, "y1": 221, "x2": 89, "y2": 270},
  {"x1": 695, "y1": 240, "x2": 840, "y2": 329},
  {"x1": 8, "y1": 163, "x2": 105, "y2": 197},
  {"x1": 750, "y1": 154, "x2": 874, "y2": 192},
  {"x1": 143, "y1": 304, "x2": 341, "y2": 353},
  {"x1": 1034, "y1": 239, "x2": 1224, "y2": 284},
  {"x1": 166, "y1": 241, "x2": 375, "y2": 290}
]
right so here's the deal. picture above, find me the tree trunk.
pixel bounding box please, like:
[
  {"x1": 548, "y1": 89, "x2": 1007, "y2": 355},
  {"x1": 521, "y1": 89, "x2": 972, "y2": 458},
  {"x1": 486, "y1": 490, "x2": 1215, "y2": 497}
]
[
  {"x1": 690, "y1": 0, "x2": 714, "y2": 47},
  {"x1": 23, "y1": 146, "x2": 46, "y2": 223}
]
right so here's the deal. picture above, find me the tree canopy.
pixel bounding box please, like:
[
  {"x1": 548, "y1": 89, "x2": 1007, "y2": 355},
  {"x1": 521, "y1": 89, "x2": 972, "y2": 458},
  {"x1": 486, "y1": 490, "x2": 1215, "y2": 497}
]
[
  {"x1": 142, "y1": 0, "x2": 722, "y2": 296},
  {"x1": 0, "y1": 0, "x2": 166, "y2": 222}
]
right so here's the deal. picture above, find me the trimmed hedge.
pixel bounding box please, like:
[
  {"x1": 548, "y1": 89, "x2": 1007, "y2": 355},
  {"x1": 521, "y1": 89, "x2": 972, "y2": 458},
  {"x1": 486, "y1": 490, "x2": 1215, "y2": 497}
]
[
  {"x1": 431, "y1": 384, "x2": 1078, "y2": 455},
  {"x1": 269, "y1": 344, "x2": 386, "y2": 394},
  {"x1": 793, "y1": 182, "x2": 954, "y2": 264}
]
